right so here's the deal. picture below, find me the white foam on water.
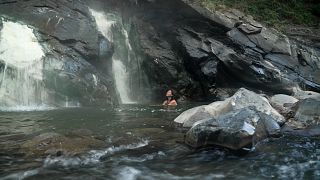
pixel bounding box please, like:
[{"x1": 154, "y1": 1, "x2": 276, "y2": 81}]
[
  {"x1": 116, "y1": 151, "x2": 166, "y2": 163},
  {"x1": 116, "y1": 166, "x2": 141, "y2": 180},
  {"x1": 0, "y1": 105, "x2": 56, "y2": 112},
  {"x1": 90, "y1": 9, "x2": 135, "y2": 104},
  {"x1": 43, "y1": 139, "x2": 149, "y2": 168},
  {"x1": 1, "y1": 169, "x2": 39, "y2": 180},
  {"x1": 112, "y1": 166, "x2": 226, "y2": 180}
]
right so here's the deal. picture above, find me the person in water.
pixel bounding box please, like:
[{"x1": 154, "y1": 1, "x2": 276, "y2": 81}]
[{"x1": 162, "y1": 90, "x2": 177, "y2": 106}]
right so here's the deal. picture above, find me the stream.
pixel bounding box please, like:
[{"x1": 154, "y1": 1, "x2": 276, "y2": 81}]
[{"x1": 0, "y1": 105, "x2": 319, "y2": 179}]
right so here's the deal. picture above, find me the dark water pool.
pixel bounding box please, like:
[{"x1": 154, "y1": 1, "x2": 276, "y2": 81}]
[{"x1": 0, "y1": 105, "x2": 319, "y2": 179}]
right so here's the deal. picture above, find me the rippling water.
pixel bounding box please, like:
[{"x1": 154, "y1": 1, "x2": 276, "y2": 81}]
[{"x1": 0, "y1": 105, "x2": 319, "y2": 180}]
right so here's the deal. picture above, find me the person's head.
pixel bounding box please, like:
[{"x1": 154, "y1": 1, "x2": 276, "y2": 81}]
[{"x1": 166, "y1": 90, "x2": 173, "y2": 99}]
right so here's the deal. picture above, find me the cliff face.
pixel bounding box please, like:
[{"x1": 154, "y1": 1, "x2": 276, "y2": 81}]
[
  {"x1": 106, "y1": 0, "x2": 320, "y2": 100},
  {"x1": 0, "y1": 0, "x2": 319, "y2": 104}
]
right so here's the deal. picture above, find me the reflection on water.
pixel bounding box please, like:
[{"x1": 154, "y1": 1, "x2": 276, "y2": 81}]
[{"x1": 0, "y1": 104, "x2": 319, "y2": 179}]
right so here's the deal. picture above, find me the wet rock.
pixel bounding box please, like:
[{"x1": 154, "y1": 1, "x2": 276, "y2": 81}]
[
  {"x1": 293, "y1": 89, "x2": 320, "y2": 100},
  {"x1": 293, "y1": 98, "x2": 320, "y2": 128},
  {"x1": 201, "y1": 60, "x2": 218, "y2": 77},
  {"x1": 20, "y1": 131, "x2": 106, "y2": 157},
  {"x1": 227, "y1": 28, "x2": 256, "y2": 48},
  {"x1": 185, "y1": 107, "x2": 280, "y2": 150},
  {"x1": 132, "y1": 18, "x2": 197, "y2": 100},
  {"x1": 270, "y1": 94, "x2": 299, "y2": 107},
  {"x1": 174, "y1": 88, "x2": 285, "y2": 128},
  {"x1": 281, "y1": 125, "x2": 320, "y2": 136},
  {"x1": 269, "y1": 94, "x2": 298, "y2": 120},
  {"x1": 210, "y1": 87, "x2": 237, "y2": 101},
  {"x1": 210, "y1": 40, "x2": 295, "y2": 93},
  {"x1": 174, "y1": 105, "x2": 212, "y2": 128},
  {"x1": 265, "y1": 54, "x2": 298, "y2": 70}
]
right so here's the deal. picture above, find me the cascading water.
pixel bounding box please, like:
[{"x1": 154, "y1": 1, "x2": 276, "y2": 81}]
[
  {"x1": 90, "y1": 9, "x2": 136, "y2": 104},
  {"x1": 0, "y1": 20, "x2": 51, "y2": 110}
]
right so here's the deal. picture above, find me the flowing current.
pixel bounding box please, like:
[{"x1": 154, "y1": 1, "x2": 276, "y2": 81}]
[
  {"x1": 0, "y1": 20, "x2": 50, "y2": 110},
  {"x1": 90, "y1": 9, "x2": 135, "y2": 104},
  {"x1": 0, "y1": 105, "x2": 319, "y2": 179}
]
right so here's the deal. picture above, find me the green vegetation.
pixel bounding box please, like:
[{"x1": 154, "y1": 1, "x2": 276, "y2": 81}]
[{"x1": 200, "y1": 0, "x2": 320, "y2": 28}]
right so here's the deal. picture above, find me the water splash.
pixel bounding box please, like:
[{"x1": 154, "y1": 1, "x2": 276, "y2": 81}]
[
  {"x1": 1, "y1": 169, "x2": 39, "y2": 180},
  {"x1": 0, "y1": 20, "x2": 51, "y2": 110},
  {"x1": 43, "y1": 139, "x2": 149, "y2": 167}
]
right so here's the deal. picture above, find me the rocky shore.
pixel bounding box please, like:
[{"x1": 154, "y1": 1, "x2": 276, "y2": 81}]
[{"x1": 175, "y1": 88, "x2": 320, "y2": 151}]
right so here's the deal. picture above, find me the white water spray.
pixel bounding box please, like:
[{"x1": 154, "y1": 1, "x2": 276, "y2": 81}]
[
  {"x1": 0, "y1": 20, "x2": 50, "y2": 109},
  {"x1": 90, "y1": 9, "x2": 135, "y2": 104}
]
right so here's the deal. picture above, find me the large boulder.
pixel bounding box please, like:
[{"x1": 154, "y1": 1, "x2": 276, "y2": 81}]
[
  {"x1": 185, "y1": 107, "x2": 280, "y2": 150},
  {"x1": 174, "y1": 88, "x2": 285, "y2": 128}
]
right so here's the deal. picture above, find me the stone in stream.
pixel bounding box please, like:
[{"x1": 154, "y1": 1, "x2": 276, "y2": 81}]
[
  {"x1": 184, "y1": 107, "x2": 280, "y2": 150},
  {"x1": 20, "y1": 131, "x2": 106, "y2": 158},
  {"x1": 174, "y1": 88, "x2": 285, "y2": 128}
]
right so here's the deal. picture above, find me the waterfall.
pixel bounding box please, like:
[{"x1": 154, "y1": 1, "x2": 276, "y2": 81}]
[
  {"x1": 90, "y1": 9, "x2": 135, "y2": 104},
  {"x1": 0, "y1": 20, "x2": 52, "y2": 110}
]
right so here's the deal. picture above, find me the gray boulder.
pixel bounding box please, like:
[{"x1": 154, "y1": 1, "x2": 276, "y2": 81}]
[
  {"x1": 293, "y1": 98, "x2": 320, "y2": 128},
  {"x1": 174, "y1": 105, "x2": 212, "y2": 128},
  {"x1": 270, "y1": 94, "x2": 299, "y2": 108},
  {"x1": 174, "y1": 88, "x2": 285, "y2": 128},
  {"x1": 185, "y1": 107, "x2": 280, "y2": 150},
  {"x1": 269, "y1": 94, "x2": 298, "y2": 120}
]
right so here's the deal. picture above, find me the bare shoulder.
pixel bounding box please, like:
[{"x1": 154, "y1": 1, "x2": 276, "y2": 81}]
[{"x1": 168, "y1": 100, "x2": 177, "y2": 106}]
